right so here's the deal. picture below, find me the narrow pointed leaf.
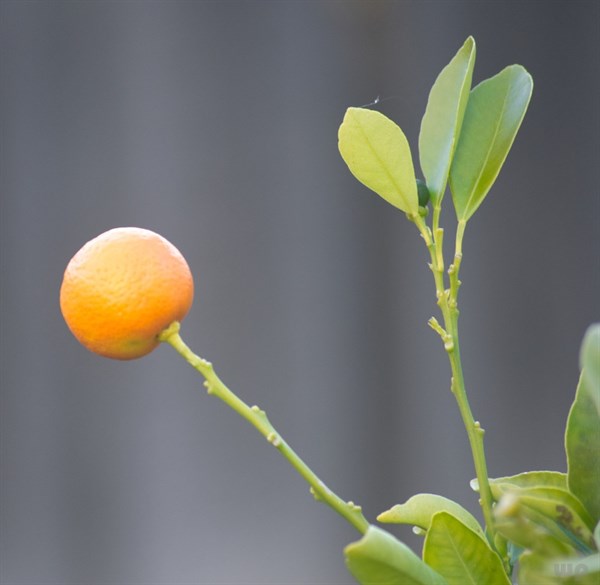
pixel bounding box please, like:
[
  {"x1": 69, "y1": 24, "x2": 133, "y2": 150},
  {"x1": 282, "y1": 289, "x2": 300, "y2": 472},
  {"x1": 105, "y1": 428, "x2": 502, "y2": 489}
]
[
  {"x1": 566, "y1": 327, "x2": 600, "y2": 524},
  {"x1": 345, "y1": 525, "x2": 447, "y2": 585},
  {"x1": 449, "y1": 64, "x2": 533, "y2": 221},
  {"x1": 423, "y1": 512, "x2": 510, "y2": 585},
  {"x1": 378, "y1": 493, "x2": 485, "y2": 539},
  {"x1": 419, "y1": 36, "x2": 476, "y2": 204},
  {"x1": 339, "y1": 107, "x2": 419, "y2": 216}
]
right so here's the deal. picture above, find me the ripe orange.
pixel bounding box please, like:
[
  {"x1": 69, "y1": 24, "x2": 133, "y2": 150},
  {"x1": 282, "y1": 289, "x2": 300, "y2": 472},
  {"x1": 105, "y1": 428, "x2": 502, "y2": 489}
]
[{"x1": 60, "y1": 227, "x2": 194, "y2": 360}]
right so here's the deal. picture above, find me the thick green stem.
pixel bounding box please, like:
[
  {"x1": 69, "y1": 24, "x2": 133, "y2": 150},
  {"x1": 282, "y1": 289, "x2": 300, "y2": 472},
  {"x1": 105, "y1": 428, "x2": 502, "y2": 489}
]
[
  {"x1": 158, "y1": 322, "x2": 369, "y2": 535},
  {"x1": 415, "y1": 216, "x2": 496, "y2": 544}
]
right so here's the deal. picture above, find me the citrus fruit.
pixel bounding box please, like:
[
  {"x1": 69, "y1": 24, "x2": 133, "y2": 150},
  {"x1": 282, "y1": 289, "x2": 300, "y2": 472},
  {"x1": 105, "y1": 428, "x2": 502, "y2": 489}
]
[{"x1": 60, "y1": 227, "x2": 194, "y2": 360}]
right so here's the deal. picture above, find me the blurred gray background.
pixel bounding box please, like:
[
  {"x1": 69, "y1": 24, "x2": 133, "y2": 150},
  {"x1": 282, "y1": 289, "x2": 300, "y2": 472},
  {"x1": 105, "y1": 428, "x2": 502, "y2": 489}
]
[{"x1": 1, "y1": 1, "x2": 598, "y2": 583}]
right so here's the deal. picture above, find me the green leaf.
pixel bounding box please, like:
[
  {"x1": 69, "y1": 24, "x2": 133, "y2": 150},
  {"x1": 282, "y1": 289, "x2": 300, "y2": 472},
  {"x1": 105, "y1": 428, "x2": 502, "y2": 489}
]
[
  {"x1": 474, "y1": 474, "x2": 593, "y2": 544},
  {"x1": 345, "y1": 525, "x2": 447, "y2": 585},
  {"x1": 338, "y1": 107, "x2": 419, "y2": 216},
  {"x1": 449, "y1": 64, "x2": 533, "y2": 221},
  {"x1": 580, "y1": 324, "x2": 600, "y2": 416},
  {"x1": 519, "y1": 551, "x2": 563, "y2": 585},
  {"x1": 378, "y1": 493, "x2": 485, "y2": 540},
  {"x1": 493, "y1": 486, "x2": 595, "y2": 552},
  {"x1": 515, "y1": 487, "x2": 592, "y2": 546},
  {"x1": 419, "y1": 36, "x2": 476, "y2": 205},
  {"x1": 549, "y1": 553, "x2": 600, "y2": 581},
  {"x1": 566, "y1": 325, "x2": 600, "y2": 524},
  {"x1": 423, "y1": 512, "x2": 510, "y2": 585},
  {"x1": 520, "y1": 551, "x2": 600, "y2": 585},
  {"x1": 472, "y1": 470, "x2": 568, "y2": 493},
  {"x1": 494, "y1": 493, "x2": 580, "y2": 558},
  {"x1": 494, "y1": 490, "x2": 599, "y2": 581}
]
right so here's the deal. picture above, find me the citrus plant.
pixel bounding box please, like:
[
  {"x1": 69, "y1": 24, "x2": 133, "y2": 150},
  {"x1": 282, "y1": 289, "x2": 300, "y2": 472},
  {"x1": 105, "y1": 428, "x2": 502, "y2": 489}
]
[{"x1": 60, "y1": 38, "x2": 599, "y2": 584}]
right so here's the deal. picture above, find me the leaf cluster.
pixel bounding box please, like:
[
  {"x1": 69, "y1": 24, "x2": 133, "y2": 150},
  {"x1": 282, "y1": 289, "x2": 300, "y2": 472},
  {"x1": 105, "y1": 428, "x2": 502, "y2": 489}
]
[{"x1": 339, "y1": 36, "x2": 532, "y2": 224}]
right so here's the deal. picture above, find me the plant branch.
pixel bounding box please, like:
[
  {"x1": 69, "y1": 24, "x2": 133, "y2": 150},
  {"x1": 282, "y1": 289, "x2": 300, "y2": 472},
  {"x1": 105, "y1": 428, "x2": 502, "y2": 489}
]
[
  {"x1": 414, "y1": 215, "x2": 495, "y2": 545},
  {"x1": 158, "y1": 322, "x2": 370, "y2": 535}
]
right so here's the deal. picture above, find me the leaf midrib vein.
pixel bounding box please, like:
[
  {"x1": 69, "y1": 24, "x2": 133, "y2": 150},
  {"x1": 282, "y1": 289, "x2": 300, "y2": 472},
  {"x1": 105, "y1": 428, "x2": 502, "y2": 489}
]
[
  {"x1": 355, "y1": 116, "x2": 411, "y2": 212},
  {"x1": 462, "y1": 76, "x2": 512, "y2": 218}
]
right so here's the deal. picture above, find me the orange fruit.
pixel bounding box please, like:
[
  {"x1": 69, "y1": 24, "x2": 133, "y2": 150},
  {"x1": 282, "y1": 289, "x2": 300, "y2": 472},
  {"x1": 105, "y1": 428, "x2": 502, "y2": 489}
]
[{"x1": 60, "y1": 227, "x2": 194, "y2": 360}]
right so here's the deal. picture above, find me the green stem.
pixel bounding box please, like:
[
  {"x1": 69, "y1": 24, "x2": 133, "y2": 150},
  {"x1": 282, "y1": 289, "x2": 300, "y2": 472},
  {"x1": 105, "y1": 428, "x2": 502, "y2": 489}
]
[
  {"x1": 158, "y1": 322, "x2": 370, "y2": 535},
  {"x1": 445, "y1": 310, "x2": 496, "y2": 544},
  {"x1": 414, "y1": 216, "x2": 496, "y2": 545},
  {"x1": 449, "y1": 220, "x2": 466, "y2": 303},
  {"x1": 432, "y1": 203, "x2": 442, "y2": 238}
]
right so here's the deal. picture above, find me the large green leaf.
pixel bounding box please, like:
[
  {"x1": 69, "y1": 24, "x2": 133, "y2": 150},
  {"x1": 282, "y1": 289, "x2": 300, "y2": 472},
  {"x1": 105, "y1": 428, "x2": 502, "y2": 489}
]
[
  {"x1": 449, "y1": 64, "x2": 533, "y2": 221},
  {"x1": 419, "y1": 36, "x2": 476, "y2": 205},
  {"x1": 378, "y1": 493, "x2": 485, "y2": 540},
  {"x1": 345, "y1": 525, "x2": 447, "y2": 585},
  {"x1": 566, "y1": 325, "x2": 600, "y2": 524},
  {"x1": 423, "y1": 512, "x2": 510, "y2": 585},
  {"x1": 338, "y1": 107, "x2": 419, "y2": 216},
  {"x1": 472, "y1": 470, "x2": 568, "y2": 493}
]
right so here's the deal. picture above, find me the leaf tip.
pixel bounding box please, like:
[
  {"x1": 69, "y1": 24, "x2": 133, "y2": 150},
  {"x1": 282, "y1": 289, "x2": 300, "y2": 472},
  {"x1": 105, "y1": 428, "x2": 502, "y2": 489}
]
[
  {"x1": 376, "y1": 508, "x2": 394, "y2": 523},
  {"x1": 580, "y1": 323, "x2": 600, "y2": 370},
  {"x1": 505, "y1": 64, "x2": 534, "y2": 95},
  {"x1": 464, "y1": 35, "x2": 476, "y2": 50},
  {"x1": 343, "y1": 105, "x2": 361, "y2": 118}
]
